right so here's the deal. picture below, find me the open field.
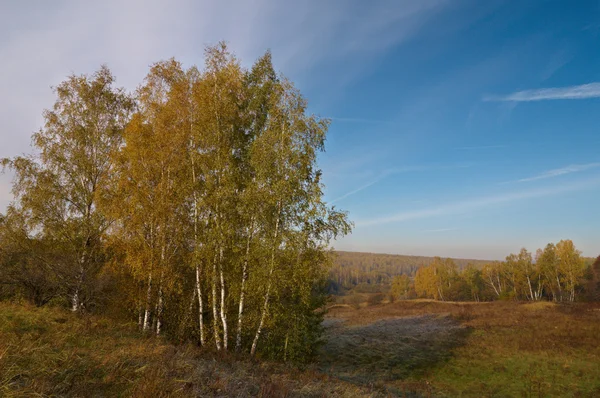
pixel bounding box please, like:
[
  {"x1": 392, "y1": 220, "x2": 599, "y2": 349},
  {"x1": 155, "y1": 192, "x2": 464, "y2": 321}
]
[
  {"x1": 1, "y1": 300, "x2": 600, "y2": 397},
  {"x1": 323, "y1": 299, "x2": 600, "y2": 396}
]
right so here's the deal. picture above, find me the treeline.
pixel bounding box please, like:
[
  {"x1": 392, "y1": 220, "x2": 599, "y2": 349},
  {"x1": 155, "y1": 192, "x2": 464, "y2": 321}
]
[
  {"x1": 410, "y1": 241, "x2": 598, "y2": 302},
  {"x1": 329, "y1": 251, "x2": 488, "y2": 293},
  {"x1": 0, "y1": 43, "x2": 350, "y2": 362}
]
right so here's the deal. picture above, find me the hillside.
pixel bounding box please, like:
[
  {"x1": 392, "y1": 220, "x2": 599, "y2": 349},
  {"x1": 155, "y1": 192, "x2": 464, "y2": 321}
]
[
  {"x1": 329, "y1": 251, "x2": 491, "y2": 293},
  {"x1": 0, "y1": 303, "x2": 370, "y2": 397}
]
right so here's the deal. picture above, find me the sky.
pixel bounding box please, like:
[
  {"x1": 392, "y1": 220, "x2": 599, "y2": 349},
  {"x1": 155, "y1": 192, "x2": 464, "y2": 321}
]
[{"x1": 1, "y1": 0, "x2": 599, "y2": 260}]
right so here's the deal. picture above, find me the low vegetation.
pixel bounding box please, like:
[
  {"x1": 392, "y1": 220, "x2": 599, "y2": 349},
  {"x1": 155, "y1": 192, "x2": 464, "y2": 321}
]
[
  {"x1": 3, "y1": 299, "x2": 599, "y2": 397},
  {"x1": 325, "y1": 299, "x2": 600, "y2": 397},
  {"x1": 0, "y1": 302, "x2": 370, "y2": 397}
]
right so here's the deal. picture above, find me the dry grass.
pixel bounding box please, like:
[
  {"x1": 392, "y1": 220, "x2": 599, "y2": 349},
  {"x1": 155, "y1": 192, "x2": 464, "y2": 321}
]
[
  {"x1": 0, "y1": 302, "x2": 374, "y2": 397},
  {"x1": 324, "y1": 299, "x2": 600, "y2": 397},
  {"x1": 3, "y1": 300, "x2": 600, "y2": 397}
]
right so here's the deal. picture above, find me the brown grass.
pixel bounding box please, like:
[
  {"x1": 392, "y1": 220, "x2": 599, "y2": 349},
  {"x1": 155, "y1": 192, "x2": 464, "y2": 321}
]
[
  {"x1": 0, "y1": 302, "x2": 374, "y2": 397},
  {"x1": 3, "y1": 299, "x2": 600, "y2": 397}
]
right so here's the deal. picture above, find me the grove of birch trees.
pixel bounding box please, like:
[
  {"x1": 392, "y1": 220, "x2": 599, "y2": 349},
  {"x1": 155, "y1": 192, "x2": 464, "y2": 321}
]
[
  {"x1": 0, "y1": 43, "x2": 351, "y2": 362},
  {"x1": 413, "y1": 240, "x2": 590, "y2": 302}
]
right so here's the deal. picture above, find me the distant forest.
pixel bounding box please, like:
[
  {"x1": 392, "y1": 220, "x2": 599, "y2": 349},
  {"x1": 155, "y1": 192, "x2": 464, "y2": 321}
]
[
  {"x1": 329, "y1": 251, "x2": 489, "y2": 293},
  {"x1": 329, "y1": 248, "x2": 599, "y2": 302}
]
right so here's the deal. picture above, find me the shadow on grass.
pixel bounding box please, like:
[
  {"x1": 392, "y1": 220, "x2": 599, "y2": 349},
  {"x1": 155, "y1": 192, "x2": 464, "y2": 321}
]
[{"x1": 319, "y1": 314, "x2": 470, "y2": 394}]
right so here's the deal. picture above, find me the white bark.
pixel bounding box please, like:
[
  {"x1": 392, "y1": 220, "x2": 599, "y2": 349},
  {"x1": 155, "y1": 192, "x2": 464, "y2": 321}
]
[
  {"x1": 155, "y1": 243, "x2": 166, "y2": 336},
  {"x1": 195, "y1": 263, "x2": 205, "y2": 345},
  {"x1": 556, "y1": 275, "x2": 563, "y2": 302},
  {"x1": 218, "y1": 246, "x2": 228, "y2": 350},
  {"x1": 251, "y1": 210, "x2": 280, "y2": 356},
  {"x1": 143, "y1": 272, "x2": 153, "y2": 331},
  {"x1": 71, "y1": 289, "x2": 80, "y2": 312},
  {"x1": 236, "y1": 219, "x2": 254, "y2": 352},
  {"x1": 488, "y1": 274, "x2": 500, "y2": 297},
  {"x1": 156, "y1": 285, "x2": 164, "y2": 336},
  {"x1": 71, "y1": 251, "x2": 86, "y2": 312},
  {"x1": 211, "y1": 251, "x2": 222, "y2": 350},
  {"x1": 526, "y1": 275, "x2": 535, "y2": 301}
]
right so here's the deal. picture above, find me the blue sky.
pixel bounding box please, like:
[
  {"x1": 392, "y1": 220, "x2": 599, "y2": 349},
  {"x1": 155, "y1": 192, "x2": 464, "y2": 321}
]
[{"x1": 1, "y1": 0, "x2": 599, "y2": 259}]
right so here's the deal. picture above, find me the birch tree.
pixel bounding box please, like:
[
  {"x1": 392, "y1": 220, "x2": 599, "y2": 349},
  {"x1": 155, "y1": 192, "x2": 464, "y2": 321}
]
[
  {"x1": 556, "y1": 239, "x2": 585, "y2": 302},
  {"x1": 2, "y1": 67, "x2": 133, "y2": 311},
  {"x1": 112, "y1": 60, "x2": 189, "y2": 333}
]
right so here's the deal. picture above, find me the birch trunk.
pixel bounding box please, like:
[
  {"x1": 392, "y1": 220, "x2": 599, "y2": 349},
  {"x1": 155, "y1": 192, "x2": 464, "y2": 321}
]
[
  {"x1": 71, "y1": 251, "x2": 86, "y2": 312},
  {"x1": 283, "y1": 332, "x2": 289, "y2": 362},
  {"x1": 251, "y1": 212, "x2": 280, "y2": 356},
  {"x1": 556, "y1": 275, "x2": 563, "y2": 302},
  {"x1": 155, "y1": 242, "x2": 166, "y2": 335},
  {"x1": 211, "y1": 251, "x2": 222, "y2": 350},
  {"x1": 218, "y1": 246, "x2": 228, "y2": 350},
  {"x1": 71, "y1": 289, "x2": 80, "y2": 312},
  {"x1": 143, "y1": 272, "x2": 153, "y2": 331},
  {"x1": 190, "y1": 150, "x2": 205, "y2": 345},
  {"x1": 156, "y1": 284, "x2": 164, "y2": 336},
  {"x1": 236, "y1": 219, "x2": 254, "y2": 352},
  {"x1": 196, "y1": 263, "x2": 205, "y2": 346},
  {"x1": 488, "y1": 274, "x2": 500, "y2": 297},
  {"x1": 526, "y1": 275, "x2": 535, "y2": 301}
]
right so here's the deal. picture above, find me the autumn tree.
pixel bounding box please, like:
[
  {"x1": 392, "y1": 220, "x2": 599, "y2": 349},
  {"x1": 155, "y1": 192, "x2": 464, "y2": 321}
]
[
  {"x1": 2, "y1": 67, "x2": 133, "y2": 311},
  {"x1": 390, "y1": 274, "x2": 411, "y2": 300},
  {"x1": 555, "y1": 239, "x2": 586, "y2": 302},
  {"x1": 110, "y1": 60, "x2": 191, "y2": 335}
]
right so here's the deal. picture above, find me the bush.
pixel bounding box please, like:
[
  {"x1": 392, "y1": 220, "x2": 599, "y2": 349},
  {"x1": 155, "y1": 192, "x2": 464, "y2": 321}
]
[{"x1": 367, "y1": 293, "x2": 385, "y2": 306}]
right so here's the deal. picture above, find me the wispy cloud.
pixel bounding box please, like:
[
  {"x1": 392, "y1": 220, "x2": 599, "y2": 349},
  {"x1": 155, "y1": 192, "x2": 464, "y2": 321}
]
[
  {"x1": 356, "y1": 177, "x2": 600, "y2": 227},
  {"x1": 484, "y1": 82, "x2": 600, "y2": 102},
  {"x1": 330, "y1": 168, "x2": 401, "y2": 203},
  {"x1": 516, "y1": 163, "x2": 600, "y2": 183},
  {"x1": 330, "y1": 163, "x2": 473, "y2": 204},
  {"x1": 330, "y1": 175, "x2": 389, "y2": 204}
]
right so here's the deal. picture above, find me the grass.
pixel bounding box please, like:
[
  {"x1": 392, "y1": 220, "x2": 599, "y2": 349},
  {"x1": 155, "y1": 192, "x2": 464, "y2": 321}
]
[
  {"x1": 324, "y1": 299, "x2": 600, "y2": 397},
  {"x1": 0, "y1": 302, "x2": 371, "y2": 397},
  {"x1": 2, "y1": 299, "x2": 600, "y2": 397}
]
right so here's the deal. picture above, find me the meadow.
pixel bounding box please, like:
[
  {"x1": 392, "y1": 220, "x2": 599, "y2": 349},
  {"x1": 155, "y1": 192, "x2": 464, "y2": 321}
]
[
  {"x1": 324, "y1": 297, "x2": 600, "y2": 397},
  {"x1": 2, "y1": 298, "x2": 599, "y2": 397}
]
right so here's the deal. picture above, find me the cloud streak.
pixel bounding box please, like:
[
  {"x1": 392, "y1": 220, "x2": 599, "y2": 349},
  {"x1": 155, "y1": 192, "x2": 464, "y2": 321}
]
[
  {"x1": 330, "y1": 163, "x2": 473, "y2": 204},
  {"x1": 330, "y1": 168, "x2": 400, "y2": 203},
  {"x1": 484, "y1": 82, "x2": 600, "y2": 102},
  {"x1": 516, "y1": 163, "x2": 600, "y2": 183},
  {"x1": 356, "y1": 177, "x2": 600, "y2": 227}
]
